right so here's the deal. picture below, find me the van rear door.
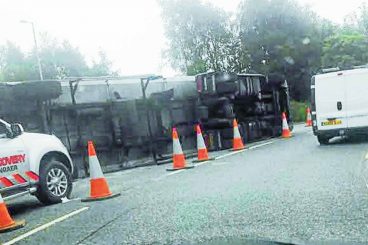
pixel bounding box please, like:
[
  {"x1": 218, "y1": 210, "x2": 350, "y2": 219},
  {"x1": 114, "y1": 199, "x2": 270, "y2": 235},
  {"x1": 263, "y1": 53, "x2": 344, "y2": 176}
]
[
  {"x1": 344, "y1": 69, "x2": 368, "y2": 128},
  {"x1": 315, "y1": 72, "x2": 347, "y2": 130}
]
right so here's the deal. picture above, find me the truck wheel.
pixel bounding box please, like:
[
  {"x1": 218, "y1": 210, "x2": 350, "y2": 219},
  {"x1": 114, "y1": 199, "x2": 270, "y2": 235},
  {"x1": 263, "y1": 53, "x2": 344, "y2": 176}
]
[
  {"x1": 36, "y1": 160, "x2": 73, "y2": 205},
  {"x1": 317, "y1": 135, "x2": 330, "y2": 145},
  {"x1": 222, "y1": 103, "x2": 235, "y2": 119},
  {"x1": 196, "y1": 105, "x2": 209, "y2": 120},
  {"x1": 216, "y1": 82, "x2": 238, "y2": 94}
]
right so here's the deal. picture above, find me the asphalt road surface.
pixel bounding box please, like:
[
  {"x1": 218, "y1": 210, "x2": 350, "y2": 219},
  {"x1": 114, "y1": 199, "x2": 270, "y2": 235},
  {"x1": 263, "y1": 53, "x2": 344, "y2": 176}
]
[{"x1": 2, "y1": 125, "x2": 368, "y2": 245}]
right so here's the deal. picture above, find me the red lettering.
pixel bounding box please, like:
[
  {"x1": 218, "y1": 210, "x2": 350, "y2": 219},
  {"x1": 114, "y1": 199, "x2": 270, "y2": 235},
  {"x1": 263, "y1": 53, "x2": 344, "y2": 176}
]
[
  {"x1": 4, "y1": 157, "x2": 11, "y2": 165},
  {"x1": 0, "y1": 154, "x2": 26, "y2": 166},
  {"x1": 10, "y1": 156, "x2": 17, "y2": 164}
]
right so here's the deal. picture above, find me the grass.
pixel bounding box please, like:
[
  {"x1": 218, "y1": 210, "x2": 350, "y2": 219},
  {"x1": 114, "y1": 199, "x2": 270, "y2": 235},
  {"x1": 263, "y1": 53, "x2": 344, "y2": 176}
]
[{"x1": 290, "y1": 100, "x2": 309, "y2": 122}]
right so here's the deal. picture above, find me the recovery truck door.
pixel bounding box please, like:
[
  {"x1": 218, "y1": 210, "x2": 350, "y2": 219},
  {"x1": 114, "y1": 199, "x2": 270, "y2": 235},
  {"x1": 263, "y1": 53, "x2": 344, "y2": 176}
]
[{"x1": 0, "y1": 120, "x2": 30, "y2": 190}]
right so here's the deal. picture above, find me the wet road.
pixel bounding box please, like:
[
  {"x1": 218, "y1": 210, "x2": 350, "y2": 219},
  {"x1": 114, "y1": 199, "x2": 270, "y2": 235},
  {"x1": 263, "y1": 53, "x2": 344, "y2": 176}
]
[{"x1": 2, "y1": 125, "x2": 368, "y2": 245}]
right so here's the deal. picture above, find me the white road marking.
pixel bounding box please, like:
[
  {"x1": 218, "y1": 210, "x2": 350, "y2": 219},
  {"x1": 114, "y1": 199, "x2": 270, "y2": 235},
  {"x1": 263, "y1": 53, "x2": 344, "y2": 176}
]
[
  {"x1": 162, "y1": 141, "x2": 274, "y2": 178},
  {"x1": 3, "y1": 207, "x2": 89, "y2": 245},
  {"x1": 214, "y1": 149, "x2": 246, "y2": 160},
  {"x1": 166, "y1": 169, "x2": 185, "y2": 176},
  {"x1": 248, "y1": 141, "x2": 274, "y2": 150},
  {"x1": 194, "y1": 160, "x2": 210, "y2": 167}
]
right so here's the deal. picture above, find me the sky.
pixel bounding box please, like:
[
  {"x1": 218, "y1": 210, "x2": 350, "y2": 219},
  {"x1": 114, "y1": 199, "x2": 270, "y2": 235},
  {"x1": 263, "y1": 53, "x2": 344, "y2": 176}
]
[{"x1": 0, "y1": 0, "x2": 367, "y2": 76}]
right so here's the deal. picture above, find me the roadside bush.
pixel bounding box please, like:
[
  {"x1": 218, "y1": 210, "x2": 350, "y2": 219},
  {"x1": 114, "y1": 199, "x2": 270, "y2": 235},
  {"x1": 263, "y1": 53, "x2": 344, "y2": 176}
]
[{"x1": 290, "y1": 100, "x2": 308, "y2": 122}]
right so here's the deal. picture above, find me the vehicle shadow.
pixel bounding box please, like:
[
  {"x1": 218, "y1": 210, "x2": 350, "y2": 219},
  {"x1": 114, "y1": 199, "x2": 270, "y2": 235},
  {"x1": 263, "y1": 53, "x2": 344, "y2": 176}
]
[
  {"x1": 7, "y1": 199, "x2": 44, "y2": 215},
  {"x1": 328, "y1": 136, "x2": 368, "y2": 145}
]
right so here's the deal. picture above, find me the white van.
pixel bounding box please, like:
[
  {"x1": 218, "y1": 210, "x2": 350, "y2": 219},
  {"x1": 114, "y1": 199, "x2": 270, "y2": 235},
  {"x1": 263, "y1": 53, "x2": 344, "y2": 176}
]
[{"x1": 311, "y1": 67, "x2": 368, "y2": 144}]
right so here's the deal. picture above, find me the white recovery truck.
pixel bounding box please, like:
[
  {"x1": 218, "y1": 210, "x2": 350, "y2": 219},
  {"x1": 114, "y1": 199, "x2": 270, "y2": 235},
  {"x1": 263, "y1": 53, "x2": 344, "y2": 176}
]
[
  {"x1": 0, "y1": 119, "x2": 73, "y2": 204},
  {"x1": 311, "y1": 67, "x2": 368, "y2": 144}
]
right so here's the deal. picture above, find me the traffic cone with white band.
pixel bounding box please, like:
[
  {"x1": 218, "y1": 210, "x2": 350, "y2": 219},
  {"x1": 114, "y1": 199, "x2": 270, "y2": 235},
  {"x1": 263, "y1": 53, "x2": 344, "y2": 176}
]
[
  {"x1": 81, "y1": 141, "x2": 120, "y2": 202},
  {"x1": 305, "y1": 107, "x2": 312, "y2": 127},
  {"x1": 0, "y1": 192, "x2": 25, "y2": 233},
  {"x1": 167, "y1": 128, "x2": 194, "y2": 171},
  {"x1": 232, "y1": 119, "x2": 245, "y2": 151},
  {"x1": 282, "y1": 112, "x2": 292, "y2": 138},
  {"x1": 193, "y1": 125, "x2": 214, "y2": 162}
]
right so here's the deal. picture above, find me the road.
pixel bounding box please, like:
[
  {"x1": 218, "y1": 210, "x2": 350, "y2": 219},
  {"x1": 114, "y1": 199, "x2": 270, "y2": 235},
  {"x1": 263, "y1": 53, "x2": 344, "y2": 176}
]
[{"x1": 2, "y1": 125, "x2": 368, "y2": 245}]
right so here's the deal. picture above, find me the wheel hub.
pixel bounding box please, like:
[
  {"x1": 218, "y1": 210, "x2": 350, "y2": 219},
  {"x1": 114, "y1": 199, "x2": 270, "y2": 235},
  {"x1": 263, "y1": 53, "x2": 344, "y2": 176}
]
[{"x1": 47, "y1": 168, "x2": 68, "y2": 196}]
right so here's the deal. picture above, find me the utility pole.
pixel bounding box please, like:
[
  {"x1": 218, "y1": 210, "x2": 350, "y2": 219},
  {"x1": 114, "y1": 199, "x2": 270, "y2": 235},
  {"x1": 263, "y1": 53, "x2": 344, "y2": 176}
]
[{"x1": 21, "y1": 20, "x2": 43, "y2": 80}]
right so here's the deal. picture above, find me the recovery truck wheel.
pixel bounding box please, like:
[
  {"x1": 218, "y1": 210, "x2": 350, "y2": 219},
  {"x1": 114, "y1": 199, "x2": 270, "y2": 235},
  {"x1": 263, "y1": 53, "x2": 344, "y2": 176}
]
[{"x1": 35, "y1": 160, "x2": 73, "y2": 205}]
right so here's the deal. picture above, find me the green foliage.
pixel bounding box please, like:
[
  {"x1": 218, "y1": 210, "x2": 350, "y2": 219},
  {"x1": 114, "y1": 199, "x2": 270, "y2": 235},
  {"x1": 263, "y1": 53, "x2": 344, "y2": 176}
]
[
  {"x1": 290, "y1": 100, "x2": 308, "y2": 122},
  {"x1": 238, "y1": 0, "x2": 324, "y2": 101},
  {"x1": 322, "y1": 31, "x2": 368, "y2": 68},
  {"x1": 160, "y1": 0, "x2": 243, "y2": 74},
  {"x1": 0, "y1": 41, "x2": 38, "y2": 81},
  {"x1": 160, "y1": 0, "x2": 368, "y2": 101},
  {"x1": 88, "y1": 50, "x2": 119, "y2": 77},
  {"x1": 0, "y1": 34, "x2": 118, "y2": 82}
]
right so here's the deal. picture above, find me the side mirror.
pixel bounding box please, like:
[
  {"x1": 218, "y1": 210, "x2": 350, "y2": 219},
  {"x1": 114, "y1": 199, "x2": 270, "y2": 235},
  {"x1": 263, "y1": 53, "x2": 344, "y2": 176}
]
[{"x1": 10, "y1": 123, "x2": 24, "y2": 137}]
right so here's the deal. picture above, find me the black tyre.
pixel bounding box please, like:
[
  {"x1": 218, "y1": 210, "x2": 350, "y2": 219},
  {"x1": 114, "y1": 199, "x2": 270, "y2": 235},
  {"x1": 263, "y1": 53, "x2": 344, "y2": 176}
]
[
  {"x1": 221, "y1": 103, "x2": 235, "y2": 119},
  {"x1": 220, "y1": 127, "x2": 233, "y2": 139},
  {"x1": 221, "y1": 139, "x2": 233, "y2": 150},
  {"x1": 317, "y1": 135, "x2": 330, "y2": 145},
  {"x1": 11, "y1": 80, "x2": 62, "y2": 100},
  {"x1": 216, "y1": 82, "x2": 238, "y2": 94},
  {"x1": 196, "y1": 105, "x2": 209, "y2": 120},
  {"x1": 35, "y1": 160, "x2": 73, "y2": 205},
  {"x1": 201, "y1": 96, "x2": 229, "y2": 107},
  {"x1": 204, "y1": 118, "x2": 233, "y2": 129}
]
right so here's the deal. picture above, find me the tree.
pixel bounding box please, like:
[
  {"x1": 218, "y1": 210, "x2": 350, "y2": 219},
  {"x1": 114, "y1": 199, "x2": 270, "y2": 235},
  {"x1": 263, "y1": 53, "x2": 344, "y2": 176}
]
[
  {"x1": 160, "y1": 0, "x2": 237, "y2": 75},
  {"x1": 88, "y1": 49, "x2": 118, "y2": 76},
  {"x1": 33, "y1": 33, "x2": 89, "y2": 79},
  {"x1": 160, "y1": 0, "x2": 326, "y2": 100},
  {"x1": 237, "y1": 0, "x2": 324, "y2": 100},
  {"x1": 322, "y1": 31, "x2": 368, "y2": 68},
  {"x1": 0, "y1": 41, "x2": 37, "y2": 81},
  {"x1": 0, "y1": 34, "x2": 118, "y2": 82}
]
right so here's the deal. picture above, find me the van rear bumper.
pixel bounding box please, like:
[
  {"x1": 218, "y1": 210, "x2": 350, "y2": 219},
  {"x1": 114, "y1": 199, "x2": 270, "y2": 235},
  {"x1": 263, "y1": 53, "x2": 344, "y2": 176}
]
[{"x1": 313, "y1": 126, "x2": 368, "y2": 137}]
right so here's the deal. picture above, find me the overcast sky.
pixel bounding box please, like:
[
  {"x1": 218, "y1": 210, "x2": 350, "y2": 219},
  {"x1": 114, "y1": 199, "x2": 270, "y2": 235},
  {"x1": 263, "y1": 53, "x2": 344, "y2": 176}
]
[{"x1": 0, "y1": 0, "x2": 367, "y2": 76}]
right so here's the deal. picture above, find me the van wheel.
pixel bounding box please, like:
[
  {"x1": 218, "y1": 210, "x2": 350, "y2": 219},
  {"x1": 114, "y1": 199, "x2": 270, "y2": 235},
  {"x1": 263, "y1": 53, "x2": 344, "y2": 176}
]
[
  {"x1": 35, "y1": 160, "x2": 73, "y2": 205},
  {"x1": 317, "y1": 135, "x2": 330, "y2": 145}
]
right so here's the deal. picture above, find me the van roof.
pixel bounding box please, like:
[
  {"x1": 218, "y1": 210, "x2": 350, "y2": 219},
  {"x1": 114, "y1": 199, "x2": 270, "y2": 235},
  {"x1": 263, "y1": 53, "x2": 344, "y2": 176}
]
[
  {"x1": 319, "y1": 65, "x2": 368, "y2": 74},
  {"x1": 315, "y1": 67, "x2": 368, "y2": 79}
]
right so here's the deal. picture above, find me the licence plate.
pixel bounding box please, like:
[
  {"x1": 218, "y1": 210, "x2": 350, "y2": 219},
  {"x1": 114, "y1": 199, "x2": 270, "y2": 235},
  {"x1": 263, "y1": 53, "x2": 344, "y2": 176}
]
[{"x1": 321, "y1": 119, "x2": 342, "y2": 126}]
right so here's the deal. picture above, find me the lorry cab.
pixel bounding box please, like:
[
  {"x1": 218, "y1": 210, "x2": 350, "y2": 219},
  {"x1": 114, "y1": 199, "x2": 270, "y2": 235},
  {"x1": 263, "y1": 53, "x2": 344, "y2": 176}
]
[
  {"x1": 0, "y1": 119, "x2": 73, "y2": 204},
  {"x1": 311, "y1": 67, "x2": 368, "y2": 144}
]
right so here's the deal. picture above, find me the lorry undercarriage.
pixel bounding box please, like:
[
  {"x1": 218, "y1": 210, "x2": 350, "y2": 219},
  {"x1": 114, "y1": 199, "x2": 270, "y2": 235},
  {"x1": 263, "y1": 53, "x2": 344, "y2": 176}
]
[{"x1": 0, "y1": 72, "x2": 291, "y2": 178}]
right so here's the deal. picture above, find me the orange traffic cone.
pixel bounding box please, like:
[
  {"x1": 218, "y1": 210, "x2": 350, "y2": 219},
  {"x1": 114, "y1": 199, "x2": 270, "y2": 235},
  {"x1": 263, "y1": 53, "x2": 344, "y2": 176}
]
[
  {"x1": 231, "y1": 119, "x2": 245, "y2": 151},
  {"x1": 81, "y1": 141, "x2": 120, "y2": 202},
  {"x1": 167, "y1": 128, "x2": 194, "y2": 171},
  {"x1": 305, "y1": 107, "x2": 312, "y2": 127},
  {"x1": 0, "y1": 192, "x2": 25, "y2": 233},
  {"x1": 193, "y1": 125, "x2": 214, "y2": 163},
  {"x1": 282, "y1": 112, "x2": 292, "y2": 138}
]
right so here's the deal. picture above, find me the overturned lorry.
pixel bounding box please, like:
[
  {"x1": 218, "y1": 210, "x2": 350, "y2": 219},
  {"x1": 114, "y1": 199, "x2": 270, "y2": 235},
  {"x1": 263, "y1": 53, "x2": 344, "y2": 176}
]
[{"x1": 0, "y1": 72, "x2": 291, "y2": 178}]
